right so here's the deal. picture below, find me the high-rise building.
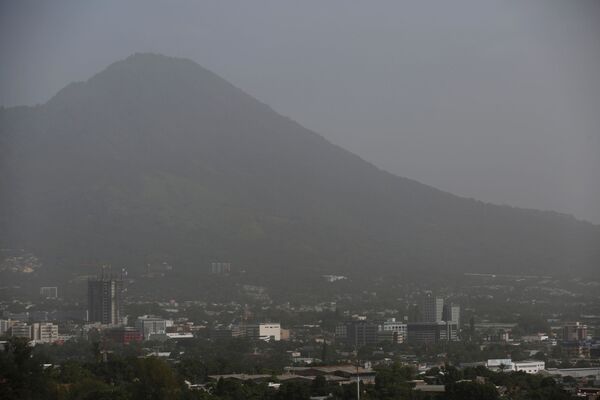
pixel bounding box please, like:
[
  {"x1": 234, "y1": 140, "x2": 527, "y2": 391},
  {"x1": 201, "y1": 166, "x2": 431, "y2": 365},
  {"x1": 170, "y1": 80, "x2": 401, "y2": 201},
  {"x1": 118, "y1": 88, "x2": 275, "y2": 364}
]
[
  {"x1": 88, "y1": 273, "x2": 123, "y2": 325},
  {"x1": 562, "y1": 322, "x2": 588, "y2": 341},
  {"x1": 443, "y1": 304, "x2": 460, "y2": 326},
  {"x1": 420, "y1": 294, "x2": 444, "y2": 322}
]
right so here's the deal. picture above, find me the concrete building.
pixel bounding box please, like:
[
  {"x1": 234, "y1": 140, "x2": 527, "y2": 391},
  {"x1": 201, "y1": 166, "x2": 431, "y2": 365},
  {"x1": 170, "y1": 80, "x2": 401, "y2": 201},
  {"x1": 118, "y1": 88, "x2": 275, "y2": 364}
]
[
  {"x1": 106, "y1": 326, "x2": 142, "y2": 344},
  {"x1": 40, "y1": 287, "x2": 58, "y2": 299},
  {"x1": 563, "y1": 322, "x2": 588, "y2": 341},
  {"x1": 88, "y1": 274, "x2": 123, "y2": 325},
  {"x1": 33, "y1": 323, "x2": 59, "y2": 343},
  {"x1": 545, "y1": 367, "x2": 600, "y2": 380},
  {"x1": 0, "y1": 319, "x2": 11, "y2": 335},
  {"x1": 135, "y1": 315, "x2": 172, "y2": 340},
  {"x1": 210, "y1": 262, "x2": 231, "y2": 275},
  {"x1": 243, "y1": 323, "x2": 281, "y2": 341},
  {"x1": 486, "y1": 359, "x2": 545, "y2": 374},
  {"x1": 211, "y1": 324, "x2": 243, "y2": 340},
  {"x1": 486, "y1": 359, "x2": 514, "y2": 371},
  {"x1": 10, "y1": 322, "x2": 32, "y2": 339},
  {"x1": 443, "y1": 304, "x2": 460, "y2": 326},
  {"x1": 407, "y1": 321, "x2": 458, "y2": 344},
  {"x1": 513, "y1": 360, "x2": 545, "y2": 374},
  {"x1": 420, "y1": 294, "x2": 444, "y2": 322},
  {"x1": 378, "y1": 318, "x2": 407, "y2": 344},
  {"x1": 335, "y1": 321, "x2": 379, "y2": 347}
]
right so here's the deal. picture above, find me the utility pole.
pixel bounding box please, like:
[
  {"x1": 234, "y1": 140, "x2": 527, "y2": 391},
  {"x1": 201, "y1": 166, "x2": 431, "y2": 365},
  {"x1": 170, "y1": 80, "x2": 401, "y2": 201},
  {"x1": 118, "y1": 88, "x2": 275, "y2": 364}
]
[{"x1": 356, "y1": 363, "x2": 360, "y2": 400}]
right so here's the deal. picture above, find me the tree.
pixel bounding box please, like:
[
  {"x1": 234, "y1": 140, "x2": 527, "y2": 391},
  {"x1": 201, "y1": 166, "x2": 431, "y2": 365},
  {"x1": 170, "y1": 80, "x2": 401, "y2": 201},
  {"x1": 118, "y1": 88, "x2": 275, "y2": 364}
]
[
  {"x1": 311, "y1": 375, "x2": 329, "y2": 396},
  {"x1": 446, "y1": 381, "x2": 499, "y2": 400},
  {"x1": 130, "y1": 357, "x2": 181, "y2": 400},
  {"x1": 0, "y1": 338, "x2": 53, "y2": 400}
]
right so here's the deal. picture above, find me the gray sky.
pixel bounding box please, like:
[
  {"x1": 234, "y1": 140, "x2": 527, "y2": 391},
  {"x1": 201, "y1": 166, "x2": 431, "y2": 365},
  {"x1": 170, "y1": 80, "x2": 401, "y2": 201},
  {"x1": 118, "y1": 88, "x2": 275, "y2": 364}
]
[{"x1": 1, "y1": 0, "x2": 599, "y2": 223}]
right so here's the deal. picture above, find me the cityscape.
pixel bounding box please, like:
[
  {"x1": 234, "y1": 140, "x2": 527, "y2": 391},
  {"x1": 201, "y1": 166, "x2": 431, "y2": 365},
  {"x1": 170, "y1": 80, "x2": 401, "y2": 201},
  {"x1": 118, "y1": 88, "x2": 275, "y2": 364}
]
[
  {"x1": 1, "y1": 260, "x2": 599, "y2": 398},
  {"x1": 1, "y1": 1, "x2": 600, "y2": 399}
]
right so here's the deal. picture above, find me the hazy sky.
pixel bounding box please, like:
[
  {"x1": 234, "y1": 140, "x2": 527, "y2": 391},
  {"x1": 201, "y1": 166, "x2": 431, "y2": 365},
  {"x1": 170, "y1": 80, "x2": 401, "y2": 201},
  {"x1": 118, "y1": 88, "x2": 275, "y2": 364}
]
[{"x1": 1, "y1": 0, "x2": 599, "y2": 223}]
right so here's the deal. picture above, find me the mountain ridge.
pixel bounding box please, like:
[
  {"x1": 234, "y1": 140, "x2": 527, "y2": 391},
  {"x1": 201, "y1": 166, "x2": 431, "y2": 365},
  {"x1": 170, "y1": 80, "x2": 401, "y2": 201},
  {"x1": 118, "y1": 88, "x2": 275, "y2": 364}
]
[{"x1": 1, "y1": 53, "x2": 598, "y2": 279}]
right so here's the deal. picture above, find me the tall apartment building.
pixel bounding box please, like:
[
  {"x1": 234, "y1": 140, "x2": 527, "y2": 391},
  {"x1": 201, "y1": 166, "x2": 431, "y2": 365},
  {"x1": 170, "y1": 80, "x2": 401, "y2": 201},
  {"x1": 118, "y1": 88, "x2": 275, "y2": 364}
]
[
  {"x1": 563, "y1": 322, "x2": 588, "y2": 341},
  {"x1": 420, "y1": 294, "x2": 444, "y2": 322},
  {"x1": 443, "y1": 304, "x2": 460, "y2": 326},
  {"x1": 88, "y1": 274, "x2": 123, "y2": 325},
  {"x1": 407, "y1": 294, "x2": 460, "y2": 344}
]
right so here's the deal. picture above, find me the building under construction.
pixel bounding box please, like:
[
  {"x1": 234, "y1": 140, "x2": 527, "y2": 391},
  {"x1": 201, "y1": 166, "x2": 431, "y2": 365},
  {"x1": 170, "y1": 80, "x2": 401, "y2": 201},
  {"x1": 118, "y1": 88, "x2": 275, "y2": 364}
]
[{"x1": 87, "y1": 268, "x2": 124, "y2": 325}]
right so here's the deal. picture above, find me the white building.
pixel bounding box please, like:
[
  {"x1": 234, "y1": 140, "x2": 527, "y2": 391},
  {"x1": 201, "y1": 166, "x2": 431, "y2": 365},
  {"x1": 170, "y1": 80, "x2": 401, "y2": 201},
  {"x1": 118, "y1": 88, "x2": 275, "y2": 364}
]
[
  {"x1": 513, "y1": 360, "x2": 545, "y2": 374},
  {"x1": 378, "y1": 318, "x2": 407, "y2": 343},
  {"x1": 135, "y1": 315, "x2": 172, "y2": 340},
  {"x1": 486, "y1": 359, "x2": 514, "y2": 371},
  {"x1": 487, "y1": 359, "x2": 545, "y2": 374},
  {"x1": 0, "y1": 319, "x2": 11, "y2": 335},
  {"x1": 244, "y1": 323, "x2": 281, "y2": 341},
  {"x1": 33, "y1": 323, "x2": 59, "y2": 343}
]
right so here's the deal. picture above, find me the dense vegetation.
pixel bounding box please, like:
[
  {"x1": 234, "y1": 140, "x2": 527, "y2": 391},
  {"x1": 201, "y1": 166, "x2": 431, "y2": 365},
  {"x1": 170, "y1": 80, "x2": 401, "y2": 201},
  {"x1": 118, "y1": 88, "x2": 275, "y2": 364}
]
[
  {"x1": 1, "y1": 53, "x2": 599, "y2": 286},
  {"x1": 0, "y1": 337, "x2": 573, "y2": 400}
]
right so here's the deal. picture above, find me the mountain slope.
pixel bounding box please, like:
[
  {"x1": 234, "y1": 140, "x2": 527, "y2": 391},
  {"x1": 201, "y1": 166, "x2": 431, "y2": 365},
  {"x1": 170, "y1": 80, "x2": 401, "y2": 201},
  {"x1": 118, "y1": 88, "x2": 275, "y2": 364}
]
[{"x1": 1, "y1": 53, "x2": 598, "y2": 279}]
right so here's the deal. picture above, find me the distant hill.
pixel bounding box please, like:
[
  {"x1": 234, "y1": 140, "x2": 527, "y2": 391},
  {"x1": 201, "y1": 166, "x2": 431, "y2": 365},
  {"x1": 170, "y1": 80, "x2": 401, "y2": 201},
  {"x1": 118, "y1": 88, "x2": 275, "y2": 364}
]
[{"x1": 1, "y1": 53, "x2": 598, "y2": 280}]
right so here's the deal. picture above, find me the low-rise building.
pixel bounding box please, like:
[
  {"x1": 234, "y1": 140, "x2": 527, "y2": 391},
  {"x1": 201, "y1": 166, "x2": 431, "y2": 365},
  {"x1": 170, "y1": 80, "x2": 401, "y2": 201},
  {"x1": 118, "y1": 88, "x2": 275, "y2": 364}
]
[
  {"x1": 513, "y1": 360, "x2": 545, "y2": 374},
  {"x1": 106, "y1": 327, "x2": 142, "y2": 344},
  {"x1": 33, "y1": 323, "x2": 59, "y2": 343},
  {"x1": 243, "y1": 323, "x2": 281, "y2": 341},
  {"x1": 135, "y1": 315, "x2": 172, "y2": 340},
  {"x1": 407, "y1": 321, "x2": 458, "y2": 344},
  {"x1": 10, "y1": 322, "x2": 32, "y2": 339},
  {"x1": 40, "y1": 287, "x2": 58, "y2": 299},
  {"x1": 378, "y1": 318, "x2": 407, "y2": 344}
]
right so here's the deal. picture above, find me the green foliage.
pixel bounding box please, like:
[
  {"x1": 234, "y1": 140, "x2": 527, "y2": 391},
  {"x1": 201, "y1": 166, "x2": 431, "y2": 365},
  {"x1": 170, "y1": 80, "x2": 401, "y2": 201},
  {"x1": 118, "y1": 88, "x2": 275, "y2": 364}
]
[
  {"x1": 0, "y1": 338, "x2": 53, "y2": 400},
  {"x1": 445, "y1": 381, "x2": 499, "y2": 400},
  {"x1": 0, "y1": 335, "x2": 574, "y2": 400}
]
